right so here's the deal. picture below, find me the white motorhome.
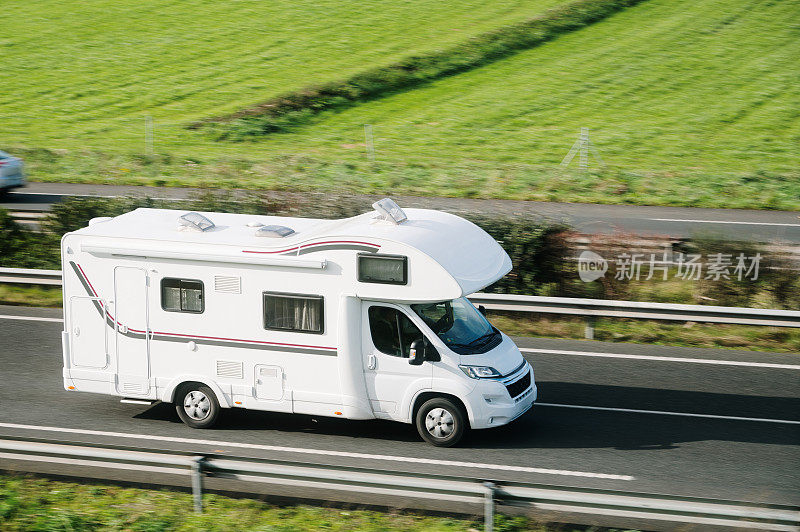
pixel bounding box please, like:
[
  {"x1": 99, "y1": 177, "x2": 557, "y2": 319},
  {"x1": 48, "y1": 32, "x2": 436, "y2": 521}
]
[{"x1": 60, "y1": 199, "x2": 536, "y2": 446}]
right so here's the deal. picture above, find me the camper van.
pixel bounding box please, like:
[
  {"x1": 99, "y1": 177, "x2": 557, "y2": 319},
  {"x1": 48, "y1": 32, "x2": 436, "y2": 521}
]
[{"x1": 60, "y1": 199, "x2": 536, "y2": 446}]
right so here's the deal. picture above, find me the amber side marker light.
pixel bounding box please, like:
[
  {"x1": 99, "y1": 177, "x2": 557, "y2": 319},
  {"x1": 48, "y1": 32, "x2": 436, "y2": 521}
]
[
  {"x1": 234, "y1": 401, "x2": 242, "y2": 405},
  {"x1": 67, "y1": 386, "x2": 75, "y2": 390},
  {"x1": 334, "y1": 411, "x2": 343, "y2": 416}
]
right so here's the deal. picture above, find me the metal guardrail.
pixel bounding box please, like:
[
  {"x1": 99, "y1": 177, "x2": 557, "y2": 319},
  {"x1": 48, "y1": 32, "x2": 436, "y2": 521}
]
[
  {"x1": 0, "y1": 267, "x2": 63, "y2": 286},
  {"x1": 0, "y1": 438, "x2": 797, "y2": 531},
  {"x1": 470, "y1": 292, "x2": 800, "y2": 338},
  {"x1": 2, "y1": 268, "x2": 800, "y2": 338},
  {"x1": 8, "y1": 209, "x2": 48, "y2": 229}
]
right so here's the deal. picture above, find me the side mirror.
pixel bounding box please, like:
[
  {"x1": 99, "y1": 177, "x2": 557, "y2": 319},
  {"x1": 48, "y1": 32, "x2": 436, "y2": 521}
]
[
  {"x1": 478, "y1": 305, "x2": 487, "y2": 316},
  {"x1": 408, "y1": 339, "x2": 425, "y2": 365}
]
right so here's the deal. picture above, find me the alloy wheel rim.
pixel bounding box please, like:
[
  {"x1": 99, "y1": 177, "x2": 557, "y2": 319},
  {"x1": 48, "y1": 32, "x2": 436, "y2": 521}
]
[
  {"x1": 425, "y1": 407, "x2": 454, "y2": 438},
  {"x1": 183, "y1": 390, "x2": 211, "y2": 421}
]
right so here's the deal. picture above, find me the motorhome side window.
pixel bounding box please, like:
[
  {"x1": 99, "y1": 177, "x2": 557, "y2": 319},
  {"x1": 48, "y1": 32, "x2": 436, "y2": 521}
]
[
  {"x1": 368, "y1": 306, "x2": 423, "y2": 358},
  {"x1": 263, "y1": 292, "x2": 324, "y2": 334},
  {"x1": 358, "y1": 253, "x2": 407, "y2": 285},
  {"x1": 161, "y1": 278, "x2": 204, "y2": 313}
]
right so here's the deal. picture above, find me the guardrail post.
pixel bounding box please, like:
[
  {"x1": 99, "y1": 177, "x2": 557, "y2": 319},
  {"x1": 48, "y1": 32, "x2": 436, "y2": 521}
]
[
  {"x1": 483, "y1": 481, "x2": 496, "y2": 532},
  {"x1": 191, "y1": 456, "x2": 206, "y2": 513},
  {"x1": 584, "y1": 316, "x2": 596, "y2": 340}
]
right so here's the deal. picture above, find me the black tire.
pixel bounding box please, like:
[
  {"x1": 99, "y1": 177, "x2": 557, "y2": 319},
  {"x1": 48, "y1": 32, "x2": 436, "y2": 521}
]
[
  {"x1": 415, "y1": 397, "x2": 466, "y2": 447},
  {"x1": 175, "y1": 384, "x2": 220, "y2": 429}
]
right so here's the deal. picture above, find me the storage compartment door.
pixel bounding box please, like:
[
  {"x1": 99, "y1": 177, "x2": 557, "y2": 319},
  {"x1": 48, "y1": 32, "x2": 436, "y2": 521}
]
[
  {"x1": 69, "y1": 296, "x2": 109, "y2": 369},
  {"x1": 254, "y1": 365, "x2": 284, "y2": 401},
  {"x1": 114, "y1": 266, "x2": 150, "y2": 396}
]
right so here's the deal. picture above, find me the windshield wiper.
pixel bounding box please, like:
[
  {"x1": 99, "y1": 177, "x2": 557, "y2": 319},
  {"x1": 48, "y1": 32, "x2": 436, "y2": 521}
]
[
  {"x1": 445, "y1": 341, "x2": 474, "y2": 348},
  {"x1": 468, "y1": 330, "x2": 498, "y2": 348}
]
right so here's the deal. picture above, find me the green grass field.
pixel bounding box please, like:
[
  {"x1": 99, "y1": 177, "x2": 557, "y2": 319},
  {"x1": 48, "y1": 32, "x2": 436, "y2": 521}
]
[
  {"x1": 3, "y1": 0, "x2": 799, "y2": 208},
  {"x1": 2, "y1": 0, "x2": 562, "y2": 137}
]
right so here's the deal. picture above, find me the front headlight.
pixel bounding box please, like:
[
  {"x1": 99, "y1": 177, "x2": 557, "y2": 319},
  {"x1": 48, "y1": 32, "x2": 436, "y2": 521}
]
[{"x1": 459, "y1": 365, "x2": 501, "y2": 379}]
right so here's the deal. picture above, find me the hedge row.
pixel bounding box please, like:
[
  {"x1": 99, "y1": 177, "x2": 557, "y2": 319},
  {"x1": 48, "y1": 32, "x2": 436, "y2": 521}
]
[
  {"x1": 200, "y1": 0, "x2": 647, "y2": 138},
  {"x1": 2, "y1": 192, "x2": 797, "y2": 309},
  {"x1": 0, "y1": 193, "x2": 570, "y2": 295}
]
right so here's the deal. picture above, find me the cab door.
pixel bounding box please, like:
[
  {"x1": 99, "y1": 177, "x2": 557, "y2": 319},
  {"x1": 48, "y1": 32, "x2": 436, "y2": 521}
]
[{"x1": 361, "y1": 302, "x2": 431, "y2": 418}]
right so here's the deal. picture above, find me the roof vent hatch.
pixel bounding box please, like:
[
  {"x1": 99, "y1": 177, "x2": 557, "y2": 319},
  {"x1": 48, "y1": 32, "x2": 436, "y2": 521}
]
[
  {"x1": 178, "y1": 212, "x2": 215, "y2": 232},
  {"x1": 372, "y1": 198, "x2": 407, "y2": 225},
  {"x1": 256, "y1": 225, "x2": 295, "y2": 238}
]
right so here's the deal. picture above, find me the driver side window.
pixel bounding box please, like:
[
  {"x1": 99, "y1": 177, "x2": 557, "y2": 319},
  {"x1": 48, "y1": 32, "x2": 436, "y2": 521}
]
[{"x1": 368, "y1": 306, "x2": 423, "y2": 358}]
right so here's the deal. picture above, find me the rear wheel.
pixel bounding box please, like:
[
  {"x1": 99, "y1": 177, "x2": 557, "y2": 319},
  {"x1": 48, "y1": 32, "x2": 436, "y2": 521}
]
[
  {"x1": 415, "y1": 397, "x2": 466, "y2": 447},
  {"x1": 175, "y1": 384, "x2": 220, "y2": 429}
]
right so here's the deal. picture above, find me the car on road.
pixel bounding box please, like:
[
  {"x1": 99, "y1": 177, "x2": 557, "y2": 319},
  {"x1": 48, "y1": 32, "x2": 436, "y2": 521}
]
[{"x1": 0, "y1": 150, "x2": 25, "y2": 194}]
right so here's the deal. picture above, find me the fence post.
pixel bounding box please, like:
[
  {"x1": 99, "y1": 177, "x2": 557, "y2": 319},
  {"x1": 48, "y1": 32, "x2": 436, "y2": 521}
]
[
  {"x1": 191, "y1": 456, "x2": 205, "y2": 513},
  {"x1": 579, "y1": 127, "x2": 589, "y2": 169},
  {"x1": 364, "y1": 124, "x2": 375, "y2": 162},
  {"x1": 584, "y1": 316, "x2": 596, "y2": 340},
  {"x1": 483, "y1": 481, "x2": 496, "y2": 532},
  {"x1": 145, "y1": 114, "x2": 155, "y2": 157}
]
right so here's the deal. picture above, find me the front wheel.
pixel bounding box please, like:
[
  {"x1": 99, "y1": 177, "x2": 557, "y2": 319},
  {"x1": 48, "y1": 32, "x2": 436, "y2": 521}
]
[
  {"x1": 415, "y1": 398, "x2": 466, "y2": 447},
  {"x1": 175, "y1": 384, "x2": 220, "y2": 429}
]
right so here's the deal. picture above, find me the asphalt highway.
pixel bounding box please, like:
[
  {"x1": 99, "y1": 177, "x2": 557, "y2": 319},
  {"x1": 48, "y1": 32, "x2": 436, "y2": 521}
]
[
  {"x1": 0, "y1": 305, "x2": 798, "y2": 508},
  {"x1": 4, "y1": 182, "x2": 799, "y2": 243}
]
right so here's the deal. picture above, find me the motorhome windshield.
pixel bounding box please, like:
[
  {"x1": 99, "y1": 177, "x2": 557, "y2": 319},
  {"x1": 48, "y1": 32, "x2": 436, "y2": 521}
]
[{"x1": 411, "y1": 297, "x2": 499, "y2": 355}]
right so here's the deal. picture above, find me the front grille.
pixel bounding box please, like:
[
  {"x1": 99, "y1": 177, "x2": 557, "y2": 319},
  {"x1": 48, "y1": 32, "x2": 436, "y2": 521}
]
[{"x1": 506, "y1": 370, "x2": 531, "y2": 398}]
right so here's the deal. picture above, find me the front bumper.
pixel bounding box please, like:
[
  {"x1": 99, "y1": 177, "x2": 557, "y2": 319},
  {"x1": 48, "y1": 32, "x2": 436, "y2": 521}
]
[{"x1": 465, "y1": 364, "x2": 537, "y2": 429}]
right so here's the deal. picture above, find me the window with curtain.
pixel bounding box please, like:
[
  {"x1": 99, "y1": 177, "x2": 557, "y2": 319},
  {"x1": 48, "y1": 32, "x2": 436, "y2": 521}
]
[
  {"x1": 263, "y1": 292, "x2": 324, "y2": 334},
  {"x1": 161, "y1": 278, "x2": 204, "y2": 313}
]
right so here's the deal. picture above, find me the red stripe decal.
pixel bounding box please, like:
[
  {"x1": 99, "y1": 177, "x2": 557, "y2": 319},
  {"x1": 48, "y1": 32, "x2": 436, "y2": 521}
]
[
  {"x1": 76, "y1": 263, "x2": 336, "y2": 352},
  {"x1": 76, "y1": 263, "x2": 104, "y2": 308},
  {"x1": 243, "y1": 246, "x2": 299, "y2": 255},
  {"x1": 299, "y1": 240, "x2": 380, "y2": 249},
  {"x1": 153, "y1": 330, "x2": 336, "y2": 350},
  {"x1": 242, "y1": 240, "x2": 379, "y2": 254}
]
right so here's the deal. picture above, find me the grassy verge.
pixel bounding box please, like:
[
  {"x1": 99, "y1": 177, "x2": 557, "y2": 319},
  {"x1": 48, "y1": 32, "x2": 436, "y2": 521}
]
[
  {"x1": 0, "y1": 285, "x2": 62, "y2": 307},
  {"x1": 490, "y1": 312, "x2": 800, "y2": 353},
  {"x1": 0, "y1": 474, "x2": 547, "y2": 532}
]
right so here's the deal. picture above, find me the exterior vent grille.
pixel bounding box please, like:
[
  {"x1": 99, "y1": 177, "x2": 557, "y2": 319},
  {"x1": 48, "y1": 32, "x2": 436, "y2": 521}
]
[
  {"x1": 121, "y1": 382, "x2": 144, "y2": 393},
  {"x1": 259, "y1": 366, "x2": 278, "y2": 378},
  {"x1": 216, "y1": 360, "x2": 244, "y2": 379},
  {"x1": 214, "y1": 275, "x2": 241, "y2": 294}
]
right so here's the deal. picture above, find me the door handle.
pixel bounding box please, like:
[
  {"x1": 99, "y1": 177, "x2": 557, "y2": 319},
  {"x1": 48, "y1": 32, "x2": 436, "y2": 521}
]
[{"x1": 367, "y1": 354, "x2": 377, "y2": 370}]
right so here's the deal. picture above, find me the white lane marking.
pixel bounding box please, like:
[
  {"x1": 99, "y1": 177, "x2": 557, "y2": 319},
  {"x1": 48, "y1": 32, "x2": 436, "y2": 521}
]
[
  {"x1": 520, "y1": 348, "x2": 800, "y2": 370},
  {"x1": 649, "y1": 218, "x2": 800, "y2": 227},
  {"x1": 538, "y1": 403, "x2": 800, "y2": 424},
  {"x1": 0, "y1": 314, "x2": 63, "y2": 323},
  {"x1": 0, "y1": 422, "x2": 633, "y2": 481}
]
